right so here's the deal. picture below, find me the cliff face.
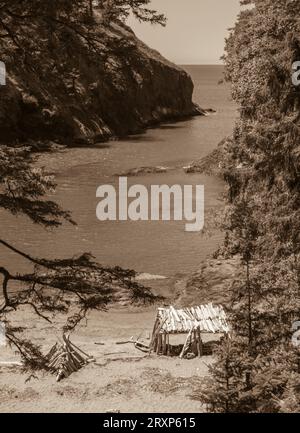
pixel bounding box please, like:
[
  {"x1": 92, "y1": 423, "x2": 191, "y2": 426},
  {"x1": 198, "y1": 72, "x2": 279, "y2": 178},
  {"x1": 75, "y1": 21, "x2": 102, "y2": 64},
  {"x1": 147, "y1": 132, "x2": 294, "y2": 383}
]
[{"x1": 0, "y1": 21, "x2": 201, "y2": 146}]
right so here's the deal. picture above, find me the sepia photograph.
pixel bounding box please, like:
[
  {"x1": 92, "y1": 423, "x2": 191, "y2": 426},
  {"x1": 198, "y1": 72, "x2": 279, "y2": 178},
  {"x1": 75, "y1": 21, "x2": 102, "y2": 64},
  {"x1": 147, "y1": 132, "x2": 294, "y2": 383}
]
[{"x1": 0, "y1": 0, "x2": 299, "y2": 419}]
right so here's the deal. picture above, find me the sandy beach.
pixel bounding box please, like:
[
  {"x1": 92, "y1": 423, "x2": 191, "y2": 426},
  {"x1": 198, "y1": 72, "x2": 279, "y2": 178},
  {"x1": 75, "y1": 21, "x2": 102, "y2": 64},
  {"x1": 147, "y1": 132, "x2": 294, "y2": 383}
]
[{"x1": 0, "y1": 280, "x2": 214, "y2": 413}]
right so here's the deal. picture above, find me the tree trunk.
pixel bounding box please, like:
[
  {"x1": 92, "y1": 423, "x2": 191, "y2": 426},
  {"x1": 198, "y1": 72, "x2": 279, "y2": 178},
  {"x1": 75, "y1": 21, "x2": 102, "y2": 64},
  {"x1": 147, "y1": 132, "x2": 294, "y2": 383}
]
[
  {"x1": 89, "y1": 0, "x2": 93, "y2": 17},
  {"x1": 246, "y1": 259, "x2": 253, "y2": 354}
]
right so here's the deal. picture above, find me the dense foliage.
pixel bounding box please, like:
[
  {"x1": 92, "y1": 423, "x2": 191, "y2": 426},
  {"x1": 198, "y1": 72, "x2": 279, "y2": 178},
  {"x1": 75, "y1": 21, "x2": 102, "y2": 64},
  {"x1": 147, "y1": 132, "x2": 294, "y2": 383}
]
[
  {"x1": 96, "y1": 0, "x2": 166, "y2": 25},
  {"x1": 0, "y1": 0, "x2": 165, "y2": 64},
  {"x1": 198, "y1": 0, "x2": 300, "y2": 413}
]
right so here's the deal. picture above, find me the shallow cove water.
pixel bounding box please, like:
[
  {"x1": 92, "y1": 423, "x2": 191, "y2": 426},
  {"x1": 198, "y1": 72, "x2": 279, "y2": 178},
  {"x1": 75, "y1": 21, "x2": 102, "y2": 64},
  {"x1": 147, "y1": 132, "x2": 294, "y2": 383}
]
[{"x1": 0, "y1": 66, "x2": 237, "y2": 277}]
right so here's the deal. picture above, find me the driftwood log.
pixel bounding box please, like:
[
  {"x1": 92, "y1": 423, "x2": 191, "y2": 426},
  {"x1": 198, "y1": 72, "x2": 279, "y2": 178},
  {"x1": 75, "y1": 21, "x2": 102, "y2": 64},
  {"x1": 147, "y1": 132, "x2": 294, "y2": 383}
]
[
  {"x1": 46, "y1": 334, "x2": 94, "y2": 381},
  {"x1": 116, "y1": 336, "x2": 150, "y2": 353}
]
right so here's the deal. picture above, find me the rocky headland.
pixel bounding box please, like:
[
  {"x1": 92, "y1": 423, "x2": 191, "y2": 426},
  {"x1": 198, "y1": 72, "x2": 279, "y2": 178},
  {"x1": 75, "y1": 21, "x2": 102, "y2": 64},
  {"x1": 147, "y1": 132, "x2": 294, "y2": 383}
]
[{"x1": 0, "y1": 18, "x2": 202, "y2": 147}]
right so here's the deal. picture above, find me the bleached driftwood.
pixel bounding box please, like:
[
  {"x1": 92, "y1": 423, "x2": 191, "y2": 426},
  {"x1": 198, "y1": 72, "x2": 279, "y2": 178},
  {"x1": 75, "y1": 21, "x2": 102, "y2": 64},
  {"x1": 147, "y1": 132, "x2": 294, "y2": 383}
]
[{"x1": 46, "y1": 334, "x2": 94, "y2": 382}]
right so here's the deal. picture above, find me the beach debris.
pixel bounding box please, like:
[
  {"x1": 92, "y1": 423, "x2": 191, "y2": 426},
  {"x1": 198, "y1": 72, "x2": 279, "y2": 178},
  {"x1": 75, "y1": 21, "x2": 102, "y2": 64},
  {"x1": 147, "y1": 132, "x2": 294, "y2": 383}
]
[
  {"x1": 46, "y1": 334, "x2": 94, "y2": 382},
  {"x1": 116, "y1": 335, "x2": 150, "y2": 353},
  {"x1": 25, "y1": 374, "x2": 38, "y2": 383},
  {"x1": 0, "y1": 361, "x2": 23, "y2": 367},
  {"x1": 116, "y1": 336, "x2": 135, "y2": 345},
  {"x1": 134, "y1": 340, "x2": 150, "y2": 353}
]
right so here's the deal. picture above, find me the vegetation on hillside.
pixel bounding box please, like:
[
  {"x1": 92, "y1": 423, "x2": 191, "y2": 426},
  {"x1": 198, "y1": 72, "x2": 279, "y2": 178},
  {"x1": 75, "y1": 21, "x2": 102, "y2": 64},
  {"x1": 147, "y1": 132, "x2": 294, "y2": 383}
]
[{"x1": 197, "y1": 0, "x2": 300, "y2": 413}]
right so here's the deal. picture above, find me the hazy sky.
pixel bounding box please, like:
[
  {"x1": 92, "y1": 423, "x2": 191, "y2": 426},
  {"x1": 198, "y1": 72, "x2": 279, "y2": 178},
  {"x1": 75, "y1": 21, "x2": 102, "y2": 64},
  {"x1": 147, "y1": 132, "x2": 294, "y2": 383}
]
[{"x1": 127, "y1": 0, "x2": 241, "y2": 65}]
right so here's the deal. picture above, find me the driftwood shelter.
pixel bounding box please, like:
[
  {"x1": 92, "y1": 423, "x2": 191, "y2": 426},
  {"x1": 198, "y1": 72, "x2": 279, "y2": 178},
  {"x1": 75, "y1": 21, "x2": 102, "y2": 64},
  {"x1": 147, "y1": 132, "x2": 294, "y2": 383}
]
[{"x1": 150, "y1": 304, "x2": 229, "y2": 358}]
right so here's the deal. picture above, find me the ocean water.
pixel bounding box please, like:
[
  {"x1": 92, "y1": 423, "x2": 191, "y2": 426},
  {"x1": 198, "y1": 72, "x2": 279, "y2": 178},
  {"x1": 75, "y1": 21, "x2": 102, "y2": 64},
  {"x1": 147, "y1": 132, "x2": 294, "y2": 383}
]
[{"x1": 0, "y1": 66, "x2": 237, "y2": 277}]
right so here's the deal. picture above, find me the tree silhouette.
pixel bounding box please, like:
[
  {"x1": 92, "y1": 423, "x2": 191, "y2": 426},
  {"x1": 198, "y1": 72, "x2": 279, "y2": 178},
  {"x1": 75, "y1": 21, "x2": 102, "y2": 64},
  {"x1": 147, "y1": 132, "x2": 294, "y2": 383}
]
[{"x1": 0, "y1": 146, "x2": 158, "y2": 369}]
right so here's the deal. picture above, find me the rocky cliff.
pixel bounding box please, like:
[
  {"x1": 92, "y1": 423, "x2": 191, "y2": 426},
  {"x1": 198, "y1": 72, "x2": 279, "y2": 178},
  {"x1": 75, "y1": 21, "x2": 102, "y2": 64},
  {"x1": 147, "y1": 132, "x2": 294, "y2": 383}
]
[
  {"x1": 0, "y1": 20, "x2": 201, "y2": 146},
  {"x1": 174, "y1": 257, "x2": 242, "y2": 308}
]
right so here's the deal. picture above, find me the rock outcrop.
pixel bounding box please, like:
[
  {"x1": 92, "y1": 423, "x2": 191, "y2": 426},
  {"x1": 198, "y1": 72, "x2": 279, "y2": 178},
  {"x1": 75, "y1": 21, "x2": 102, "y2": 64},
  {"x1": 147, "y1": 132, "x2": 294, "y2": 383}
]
[
  {"x1": 0, "y1": 21, "x2": 201, "y2": 146},
  {"x1": 184, "y1": 138, "x2": 227, "y2": 176},
  {"x1": 174, "y1": 257, "x2": 243, "y2": 308}
]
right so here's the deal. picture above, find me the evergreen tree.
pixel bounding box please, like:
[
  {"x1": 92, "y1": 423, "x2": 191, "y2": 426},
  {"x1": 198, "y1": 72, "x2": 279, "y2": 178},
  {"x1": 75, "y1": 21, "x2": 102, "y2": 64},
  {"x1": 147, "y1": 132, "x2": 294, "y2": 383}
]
[
  {"x1": 96, "y1": 0, "x2": 166, "y2": 26},
  {"x1": 198, "y1": 0, "x2": 300, "y2": 412}
]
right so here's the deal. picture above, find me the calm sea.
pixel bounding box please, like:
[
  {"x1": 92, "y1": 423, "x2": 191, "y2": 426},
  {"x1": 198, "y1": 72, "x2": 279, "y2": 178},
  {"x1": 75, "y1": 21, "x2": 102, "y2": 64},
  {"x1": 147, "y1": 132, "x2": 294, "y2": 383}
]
[{"x1": 0, "y1": 66, "x2": 237, "y2": 277}]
